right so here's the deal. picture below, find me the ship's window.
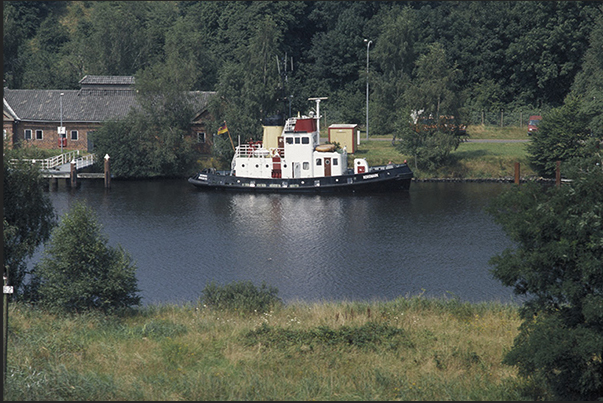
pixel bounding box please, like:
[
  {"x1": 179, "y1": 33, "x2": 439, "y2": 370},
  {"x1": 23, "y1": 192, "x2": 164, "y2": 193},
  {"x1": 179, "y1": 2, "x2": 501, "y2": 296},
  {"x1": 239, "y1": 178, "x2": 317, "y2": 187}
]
[
  {"x1": 303, "y1": 162, "x2": 309, "y2": 170},
  {"x1": 316, "y1": 158, "x2": 322, "y2": 166},
  {"x1": 302, "y1": 137, "x2": 309, "y2": 144},
  {"x1": 286, "y1": 137, "x2": 293, "y2": 144},
  {"x1": 333, "y1": 159, "x2": 338, "y2": 166},
  {"x1": 295, "y1": 137, "x2": 300, "y2": 144},
  {"x1": 255, "y1": 164, "x2": 259, "y2": 168}
]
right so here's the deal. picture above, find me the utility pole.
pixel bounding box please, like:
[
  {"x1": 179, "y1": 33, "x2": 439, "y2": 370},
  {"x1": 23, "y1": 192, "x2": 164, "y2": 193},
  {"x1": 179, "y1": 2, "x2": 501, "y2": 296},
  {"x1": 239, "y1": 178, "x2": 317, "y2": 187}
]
[
  {"x1": 58, "y1": 92, "x2": 65, "y2": 153},
  {"x1": 364, "y1": 39, "x2": 372, "y2": 141}
]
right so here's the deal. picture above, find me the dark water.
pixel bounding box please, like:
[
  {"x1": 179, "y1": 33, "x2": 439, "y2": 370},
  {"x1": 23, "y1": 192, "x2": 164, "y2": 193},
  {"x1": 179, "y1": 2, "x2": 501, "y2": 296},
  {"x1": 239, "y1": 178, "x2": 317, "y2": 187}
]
[{"x1": 31, "y1": 179, "x2": 521, "y2": 306}]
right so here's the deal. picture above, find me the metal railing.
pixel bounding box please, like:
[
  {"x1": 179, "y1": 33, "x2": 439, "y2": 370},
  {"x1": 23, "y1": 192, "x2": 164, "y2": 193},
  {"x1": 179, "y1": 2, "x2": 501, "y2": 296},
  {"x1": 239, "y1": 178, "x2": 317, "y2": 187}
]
[
  {"x1": 73, "y1": 154, "x2": 96, "y2": 170},
  {"x1": 9, "y1": 151, "x2": 96, "y2": 170}
]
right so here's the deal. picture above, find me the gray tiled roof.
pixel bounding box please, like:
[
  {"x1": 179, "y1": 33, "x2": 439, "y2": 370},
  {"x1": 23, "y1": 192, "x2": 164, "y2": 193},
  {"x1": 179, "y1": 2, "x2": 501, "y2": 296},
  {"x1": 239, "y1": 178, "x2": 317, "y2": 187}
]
[
  {"x1": 79, "y1": 75, "x2": 135, "y2": 86},
  {"x1": 3, "y1": 88, "x2": 216, "y2": 123}
]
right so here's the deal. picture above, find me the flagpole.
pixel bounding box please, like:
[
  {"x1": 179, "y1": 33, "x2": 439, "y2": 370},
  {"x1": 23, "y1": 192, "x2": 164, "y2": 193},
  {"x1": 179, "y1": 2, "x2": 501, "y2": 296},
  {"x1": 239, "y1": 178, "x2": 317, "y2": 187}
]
[
  {"x1": 228, "y1": 131, "x2": 235, "y2": 151},
  {"x1": 219, "y1": 121, "x2": 236, "y2": 151}
]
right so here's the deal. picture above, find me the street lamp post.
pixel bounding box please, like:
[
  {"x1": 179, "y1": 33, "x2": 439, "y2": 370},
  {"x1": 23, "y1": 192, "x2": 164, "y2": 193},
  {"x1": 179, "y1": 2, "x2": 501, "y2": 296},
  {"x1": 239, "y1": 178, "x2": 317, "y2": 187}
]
[
  {"x1": 59, "y1": 92, "x2": 64, "y2": 153},
  {"x1": 364, "y1": 39, "x2": 372, "y2": 141}
]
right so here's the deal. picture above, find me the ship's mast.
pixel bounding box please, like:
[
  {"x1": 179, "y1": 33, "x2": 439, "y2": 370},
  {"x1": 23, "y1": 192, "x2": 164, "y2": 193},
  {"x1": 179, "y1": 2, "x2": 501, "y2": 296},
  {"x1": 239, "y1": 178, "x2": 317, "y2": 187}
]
[{"x1": 308, "y1": 97, "x2": 328, "y2": 138}]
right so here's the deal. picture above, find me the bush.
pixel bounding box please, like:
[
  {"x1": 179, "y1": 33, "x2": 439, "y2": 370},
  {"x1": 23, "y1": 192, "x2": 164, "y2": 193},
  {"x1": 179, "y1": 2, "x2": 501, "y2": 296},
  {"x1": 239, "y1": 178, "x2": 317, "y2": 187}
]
[
  {"x1": 200, "y1": 280, "x2": 281, "y2": 314},
  {"x1": 30, "y1": 201, "x2": 141, "y2": 313}
]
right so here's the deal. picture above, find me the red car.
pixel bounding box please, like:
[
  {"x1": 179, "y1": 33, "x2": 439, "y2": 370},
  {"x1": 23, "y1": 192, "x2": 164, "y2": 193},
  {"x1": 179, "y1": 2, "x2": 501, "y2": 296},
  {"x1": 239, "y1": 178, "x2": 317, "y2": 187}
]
[{"x1": 528, "y1": 115, "x2": 542, "y2": 135}]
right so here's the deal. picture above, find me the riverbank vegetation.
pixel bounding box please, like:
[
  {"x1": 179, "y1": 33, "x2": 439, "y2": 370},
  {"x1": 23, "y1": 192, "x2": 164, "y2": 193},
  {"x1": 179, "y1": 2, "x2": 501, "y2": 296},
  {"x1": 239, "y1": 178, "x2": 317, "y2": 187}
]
[
  {"x1": 5, "y1": 296, "x2": 532, "y2": 401},
  {"x1": 4, "y1": 2, "x2": 602, "y2": 178}
]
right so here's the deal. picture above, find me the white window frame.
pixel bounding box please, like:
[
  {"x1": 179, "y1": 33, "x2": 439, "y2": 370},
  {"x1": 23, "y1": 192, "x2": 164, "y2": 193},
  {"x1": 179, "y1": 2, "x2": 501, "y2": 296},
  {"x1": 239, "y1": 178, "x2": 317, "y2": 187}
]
[
  {"x1": 197, "y1": 131, "x2": 206, "y2": 143},
  {"x1": 35, "y1": 129, "x2": 43, "y2": 140},
  {"x1": 70, "y1": 130, "x2": 78, "y2": 140},
  {"x1": 24, "y1": 129, "x2": 32, "y2": 140}
]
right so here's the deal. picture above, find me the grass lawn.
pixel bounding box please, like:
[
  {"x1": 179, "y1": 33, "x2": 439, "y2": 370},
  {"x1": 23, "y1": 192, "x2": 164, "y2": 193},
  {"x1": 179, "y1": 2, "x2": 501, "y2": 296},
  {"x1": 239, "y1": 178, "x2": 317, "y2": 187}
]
[
  {"x1": 5, "y1": 299, "x2": 530, "y2": 401},
  {"x1": 353, "y1": 125, "x2": 535, "y2": 179}
]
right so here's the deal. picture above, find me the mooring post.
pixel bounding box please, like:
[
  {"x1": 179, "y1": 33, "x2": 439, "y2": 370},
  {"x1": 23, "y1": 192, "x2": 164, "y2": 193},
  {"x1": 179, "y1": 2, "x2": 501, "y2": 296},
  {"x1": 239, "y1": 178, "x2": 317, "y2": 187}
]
[
  {"x1": 556, "y1": 160, "x2": 561, "y2": 187},
  {"x1": 70, "y1": 160, "x2": 77, "y2": 188},
  {"x1": 514, "y1": 162, "x2": 520, "y2": 185},
  {"x1": 3, "y1": 273, "x2": 13, "y2": 386},
  {"x1": 104, "y1": 154, "x2": 111, "y2": 189}
]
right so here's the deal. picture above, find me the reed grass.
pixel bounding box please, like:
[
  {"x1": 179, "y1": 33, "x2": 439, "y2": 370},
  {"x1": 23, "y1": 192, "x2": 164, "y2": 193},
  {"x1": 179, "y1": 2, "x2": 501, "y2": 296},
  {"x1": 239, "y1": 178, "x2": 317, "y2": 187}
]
[{"x1": 4, "y1": 297, "x2": 531, "y2": 401}]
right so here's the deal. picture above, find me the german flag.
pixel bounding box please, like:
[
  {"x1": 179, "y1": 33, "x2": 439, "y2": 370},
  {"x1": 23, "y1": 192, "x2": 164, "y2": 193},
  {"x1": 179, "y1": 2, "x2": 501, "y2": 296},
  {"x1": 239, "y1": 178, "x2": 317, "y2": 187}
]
[{"x1": 217, "y1": 121, "x2": 229, "y2": 135}]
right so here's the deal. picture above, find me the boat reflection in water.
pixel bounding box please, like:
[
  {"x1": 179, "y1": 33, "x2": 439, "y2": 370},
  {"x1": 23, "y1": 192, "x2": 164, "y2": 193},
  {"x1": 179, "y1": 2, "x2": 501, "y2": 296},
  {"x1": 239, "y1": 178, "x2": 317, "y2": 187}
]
[{"x1": 36, "y1": 180, "x2": 519, "y2": 306}]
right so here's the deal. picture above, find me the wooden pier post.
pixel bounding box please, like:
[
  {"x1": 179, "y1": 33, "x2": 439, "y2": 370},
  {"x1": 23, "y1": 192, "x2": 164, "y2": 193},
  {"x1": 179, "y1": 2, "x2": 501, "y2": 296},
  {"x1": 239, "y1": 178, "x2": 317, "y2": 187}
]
[
  {"x1": 556, "y1": 160, "x2": 561, "y2": 187},
  {"x1": 104, "y1": 154, "x2": 111, "y2": 189},
  {"x1": 514, "y1": 162, "x2": 520, "y2": 184},
  {"x1": 70, "y1": 160, "x2": 78, "y2": 188}
]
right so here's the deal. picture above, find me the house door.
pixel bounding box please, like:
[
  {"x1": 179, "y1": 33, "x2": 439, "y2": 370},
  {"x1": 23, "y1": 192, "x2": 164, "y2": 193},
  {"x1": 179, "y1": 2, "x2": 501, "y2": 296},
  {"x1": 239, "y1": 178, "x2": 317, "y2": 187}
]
[{"x1": 323, "y1": 157, "x2": 332, "y2": 177}]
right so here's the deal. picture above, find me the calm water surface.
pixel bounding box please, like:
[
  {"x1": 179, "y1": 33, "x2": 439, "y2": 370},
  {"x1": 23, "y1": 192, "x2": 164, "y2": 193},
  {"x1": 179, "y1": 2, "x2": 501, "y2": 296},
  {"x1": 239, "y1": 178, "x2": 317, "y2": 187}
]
[{"x1": 32, "y1": 179, "x2": 521, "y2": 305}]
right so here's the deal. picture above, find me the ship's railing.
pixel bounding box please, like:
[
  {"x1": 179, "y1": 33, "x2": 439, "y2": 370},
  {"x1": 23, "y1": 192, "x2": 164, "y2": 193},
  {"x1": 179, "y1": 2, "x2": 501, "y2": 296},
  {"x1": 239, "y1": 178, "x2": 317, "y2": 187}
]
[{"x1": 235, "y1": 142, "x2": 283, "y2": 158}]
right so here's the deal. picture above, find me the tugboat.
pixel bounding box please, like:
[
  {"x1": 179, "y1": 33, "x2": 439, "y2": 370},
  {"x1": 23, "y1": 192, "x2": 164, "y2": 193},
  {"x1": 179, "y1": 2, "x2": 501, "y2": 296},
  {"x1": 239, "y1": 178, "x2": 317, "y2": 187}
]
[{"x1": 188, "y1": 115, "x2": 413, "y2": 193}]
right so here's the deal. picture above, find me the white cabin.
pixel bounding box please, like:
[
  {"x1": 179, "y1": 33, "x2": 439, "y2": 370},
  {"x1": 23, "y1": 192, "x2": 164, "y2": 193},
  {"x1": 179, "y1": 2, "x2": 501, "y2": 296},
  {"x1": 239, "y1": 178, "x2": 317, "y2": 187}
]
[{"x1": 231, "y1": 116, "x2": 350, "y2": 179}]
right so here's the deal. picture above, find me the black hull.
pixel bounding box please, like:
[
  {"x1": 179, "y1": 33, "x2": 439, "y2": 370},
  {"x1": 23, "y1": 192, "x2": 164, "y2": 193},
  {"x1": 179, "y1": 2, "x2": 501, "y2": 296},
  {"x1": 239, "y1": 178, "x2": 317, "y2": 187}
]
[{"x1": 188, "y1": 164, "x2": 413, "y2": 193}]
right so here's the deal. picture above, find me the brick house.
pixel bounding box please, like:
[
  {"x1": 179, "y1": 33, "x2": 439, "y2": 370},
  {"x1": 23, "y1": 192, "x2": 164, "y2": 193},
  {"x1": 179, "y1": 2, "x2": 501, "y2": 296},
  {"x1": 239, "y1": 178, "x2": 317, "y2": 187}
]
[{"x1": 3, "y1": 75, "x2": 216, "y2": 154}]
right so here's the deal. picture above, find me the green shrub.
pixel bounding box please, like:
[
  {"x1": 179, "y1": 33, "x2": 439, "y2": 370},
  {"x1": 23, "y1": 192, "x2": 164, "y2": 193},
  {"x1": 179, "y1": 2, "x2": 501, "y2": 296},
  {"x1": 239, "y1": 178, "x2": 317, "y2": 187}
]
[
  {"x1": 29, "y1": 201, "x2": 141, "y2": 313},
  {"x1": 243, "y1": 322, "x2": 410, "y2": 351},
  {"x1": 200, "y1": 280, "x2": 281, "y2": 314}
]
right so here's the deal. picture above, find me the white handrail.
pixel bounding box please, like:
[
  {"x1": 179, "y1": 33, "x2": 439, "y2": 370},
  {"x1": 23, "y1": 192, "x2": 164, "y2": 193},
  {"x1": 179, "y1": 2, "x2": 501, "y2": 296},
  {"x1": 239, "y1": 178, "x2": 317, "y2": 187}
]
[{"x1": 10, "y1": 150, "x2": 84, "y2": 170}]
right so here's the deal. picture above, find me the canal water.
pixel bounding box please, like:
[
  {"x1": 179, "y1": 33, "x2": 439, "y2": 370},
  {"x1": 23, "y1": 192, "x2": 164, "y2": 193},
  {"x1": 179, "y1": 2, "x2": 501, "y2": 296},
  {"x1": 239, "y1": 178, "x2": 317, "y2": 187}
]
[{"x1": 31, "y1": 179, "x2": 521, "y2": 306}]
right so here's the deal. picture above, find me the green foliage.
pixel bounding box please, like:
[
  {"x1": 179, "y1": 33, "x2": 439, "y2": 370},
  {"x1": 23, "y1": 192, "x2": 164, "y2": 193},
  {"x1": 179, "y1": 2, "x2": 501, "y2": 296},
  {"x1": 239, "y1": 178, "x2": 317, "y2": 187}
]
[
  {"x1": 396, "y1": 123, "x2": 463, "y2": 172},
  {"x1": 244, "y1": 322, "x2": 409, "y2": 352},
  {"x1": 3, "y1": 1, "x2": 602, "y2": 166},
  {"x1": 90, "y1": 65, "x2": 199, "y2": 178},
  {"x1": 571, "y1": 6, "x2": 603, "y2": 138},
  {"x1": 200, "y1": 280, "x2": 281, "y2": 314},
  {"x1": 486, "y1": 152, "x2": 603, "y2": 400},
  {"x1": 527, "y1": 96, "x2": 593, "y2": 177},
  {"x1": 3, "y1": 156, "x2": 57, "y2": 296},
  {"x1": 30, "y1": 201, "x2": 141, "y2": 313}
]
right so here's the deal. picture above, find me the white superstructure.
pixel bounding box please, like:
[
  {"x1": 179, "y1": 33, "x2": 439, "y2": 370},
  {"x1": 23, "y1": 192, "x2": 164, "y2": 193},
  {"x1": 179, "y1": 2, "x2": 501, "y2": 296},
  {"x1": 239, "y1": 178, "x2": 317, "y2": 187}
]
[{"x1": 231, "y1": 115, "x2": 355, "y2": 179}]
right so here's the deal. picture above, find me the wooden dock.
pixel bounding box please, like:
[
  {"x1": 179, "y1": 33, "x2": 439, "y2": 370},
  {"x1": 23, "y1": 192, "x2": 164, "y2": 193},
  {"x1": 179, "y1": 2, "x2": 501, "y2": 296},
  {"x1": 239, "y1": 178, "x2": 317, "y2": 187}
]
[{"x1": 42, "y1": 172, "x2": 106, "y2": 179}]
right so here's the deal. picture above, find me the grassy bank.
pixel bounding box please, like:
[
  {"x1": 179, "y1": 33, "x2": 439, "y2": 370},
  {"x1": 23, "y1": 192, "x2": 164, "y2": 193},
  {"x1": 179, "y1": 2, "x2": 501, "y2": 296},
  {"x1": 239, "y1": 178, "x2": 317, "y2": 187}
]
[
  {"x1": 4, "y1": 298, "x2": 534, "y2": 401},
  {"x1": 356, "y1": 125, "x2": 535, "y2": 179}
]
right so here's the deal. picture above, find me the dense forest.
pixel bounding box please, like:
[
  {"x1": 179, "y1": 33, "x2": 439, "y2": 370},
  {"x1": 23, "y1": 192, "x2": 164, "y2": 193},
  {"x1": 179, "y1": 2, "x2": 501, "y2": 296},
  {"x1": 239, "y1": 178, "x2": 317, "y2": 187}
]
[{"x1": 4, "y1": 1, "x2": 602, "y2": 138}]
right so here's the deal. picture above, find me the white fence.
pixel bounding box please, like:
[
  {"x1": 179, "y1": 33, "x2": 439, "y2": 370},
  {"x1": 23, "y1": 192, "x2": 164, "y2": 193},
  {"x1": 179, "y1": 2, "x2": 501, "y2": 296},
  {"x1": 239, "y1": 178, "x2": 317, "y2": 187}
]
[{"x1": 10, "y1": 151, "x2": 96, "y2": 170}]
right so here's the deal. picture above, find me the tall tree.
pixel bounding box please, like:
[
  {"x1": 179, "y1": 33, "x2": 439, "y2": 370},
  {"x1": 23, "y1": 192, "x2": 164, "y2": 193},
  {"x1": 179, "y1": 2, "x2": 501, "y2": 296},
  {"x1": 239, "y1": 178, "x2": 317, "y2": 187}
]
[
  {"x1": 486, "y1": 146, "x2": 603, "y2": 400},
  {"x1": 3, "y1": 155, "x2": 57, "y2": 296},
  {"x1": 571, "y1": 4, "x2": 603, "y2": 138},
  {"x1": 395, "y1": 42, "x2": 465, "y2": 171},
  {"x1": 527, "y1": 95, "x2": 592, "y2": 177},
  {"x1": 370, "y1": 6, "x2": 418, "y2": 139}
]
